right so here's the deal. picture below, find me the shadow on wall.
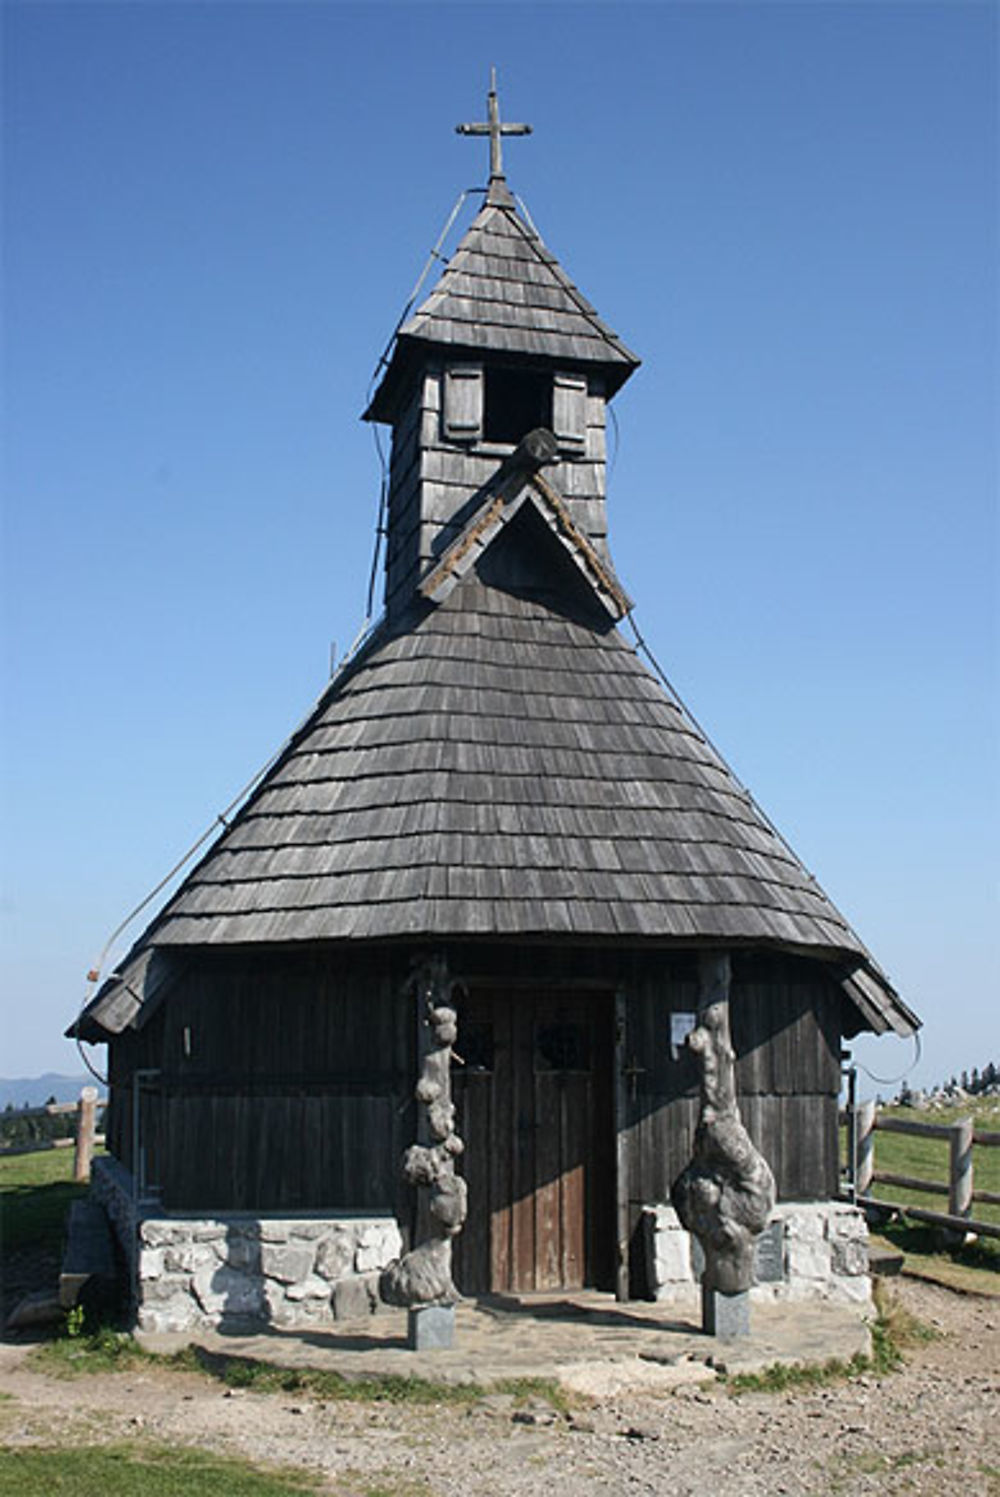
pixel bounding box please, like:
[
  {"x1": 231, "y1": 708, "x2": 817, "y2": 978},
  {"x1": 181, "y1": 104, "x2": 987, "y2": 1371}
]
[
  {"x1": 187, "y1": 1218, "x2": 403, "y2": 1331},
  {"x1": 191, "y1": 1223, "x2": 268, "y2": 1329}
]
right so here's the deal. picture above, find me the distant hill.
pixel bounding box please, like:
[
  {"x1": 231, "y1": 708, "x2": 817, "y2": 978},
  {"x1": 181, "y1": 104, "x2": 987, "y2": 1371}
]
[{"x1": 0, "y1": 1073, "x2": 101, "y2": 1110}]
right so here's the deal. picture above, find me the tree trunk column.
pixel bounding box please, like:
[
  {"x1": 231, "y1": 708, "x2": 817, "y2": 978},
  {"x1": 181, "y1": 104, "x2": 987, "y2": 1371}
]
[
  {"x1": 670, "y1": 951, "x2": 776, "y2": 1336},
  {"x1": 380, "y1": 958, "x2": 467, "y2": 1348}
]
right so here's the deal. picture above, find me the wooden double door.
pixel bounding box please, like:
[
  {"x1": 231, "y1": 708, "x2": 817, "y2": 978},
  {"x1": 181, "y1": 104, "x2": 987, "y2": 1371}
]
[{"x1": 451, "y1": 988, "x2": 615, "y2": 1296}]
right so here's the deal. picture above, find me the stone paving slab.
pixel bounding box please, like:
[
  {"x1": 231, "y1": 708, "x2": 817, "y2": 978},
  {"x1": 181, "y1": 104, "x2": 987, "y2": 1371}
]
[{"x1": 134, "y1": 1289, "x2": 872, "y2": 1394}]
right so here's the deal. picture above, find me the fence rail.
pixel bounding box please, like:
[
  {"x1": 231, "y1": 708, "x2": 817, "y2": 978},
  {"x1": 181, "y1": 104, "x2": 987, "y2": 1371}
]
[
  {"x1": 0, "y1": 1087, "x2": 106, "y2": 1182},
  {"x1": 841, "y1": 1101, "x2": 1000, "y2": 1241}
]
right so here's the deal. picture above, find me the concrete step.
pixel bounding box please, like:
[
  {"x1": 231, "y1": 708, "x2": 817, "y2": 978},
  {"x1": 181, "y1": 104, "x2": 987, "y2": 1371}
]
[
  {"x1": 868, "y1": 1243, "x2": 904, "y2": 1277},
  {"x1": 60, "y1": 1198, "x2": 118, "y2": 1311}
]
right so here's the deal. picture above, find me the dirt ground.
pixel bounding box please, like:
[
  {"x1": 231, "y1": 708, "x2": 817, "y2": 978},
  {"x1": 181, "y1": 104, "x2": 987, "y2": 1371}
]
[{"x1": 1, "y1": 1277, "x2": 998, "y2": 1496}]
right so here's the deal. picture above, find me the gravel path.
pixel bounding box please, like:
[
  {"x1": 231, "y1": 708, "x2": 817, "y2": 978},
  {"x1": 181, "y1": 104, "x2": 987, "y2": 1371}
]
[{"x1": 1, "y1": 1278, "x2": 997, "y2": 1495}]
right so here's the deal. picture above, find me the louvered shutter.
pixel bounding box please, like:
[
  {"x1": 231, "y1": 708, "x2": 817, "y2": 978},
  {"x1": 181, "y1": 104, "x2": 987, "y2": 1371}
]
[
  {"x1": 443, "y1": 364, "x2": 484, "y2": 441},
  {"x1": 552, "y1": 372, "x2": 588, "y2": 451}
]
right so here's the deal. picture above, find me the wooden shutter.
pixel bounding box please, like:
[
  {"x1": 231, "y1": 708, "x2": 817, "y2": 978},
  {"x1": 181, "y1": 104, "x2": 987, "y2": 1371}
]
[
  {"x1": 552, "y1": 372, "x2": 588, "y2": 451},
  {"x1": 443, "y1": 364, "x2": 484, "y2": 441}
]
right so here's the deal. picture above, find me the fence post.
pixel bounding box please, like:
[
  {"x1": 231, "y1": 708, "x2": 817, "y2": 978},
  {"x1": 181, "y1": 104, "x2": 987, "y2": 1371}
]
[
  {"x1": 73, "y1": 1086, "x2": 99, "y2": 1183},
  {"x1": 856, "y1": 1100, "x2": 876, "y2": 1197},
  {"x1": 949, "y1": 1116, "x2": 974, "y2": 1220}
]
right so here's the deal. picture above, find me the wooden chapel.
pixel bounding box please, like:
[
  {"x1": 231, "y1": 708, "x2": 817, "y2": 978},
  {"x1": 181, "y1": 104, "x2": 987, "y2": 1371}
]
[{"x1": 73, "y1": 81, "x2": 918, "y2": 1304}]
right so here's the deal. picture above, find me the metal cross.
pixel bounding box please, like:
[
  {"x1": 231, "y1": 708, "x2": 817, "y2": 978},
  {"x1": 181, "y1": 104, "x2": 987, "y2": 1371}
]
[{"x1": 456, "y1": 67, "x2": 532, "y2": 181}]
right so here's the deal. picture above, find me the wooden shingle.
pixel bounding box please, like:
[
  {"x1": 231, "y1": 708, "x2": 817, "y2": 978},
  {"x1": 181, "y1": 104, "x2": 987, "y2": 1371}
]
[
  {"x1": 81, "y1": 555, "x2": 913, "y2": 1040},
  {"x1": 366, "y1": 196, "x2": 639, "y2": 423},
  {"x1": 75, "y1": 156, "x2": 918, "y2": 1052}
]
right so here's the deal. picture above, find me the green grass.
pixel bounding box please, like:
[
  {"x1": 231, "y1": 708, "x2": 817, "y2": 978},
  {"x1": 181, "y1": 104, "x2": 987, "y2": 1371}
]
[
  {"x1": 0, "y1": 1148, "x2": 100, "y2": 1254},
  {"x1": 0, "y1": 1443, "x2": 322, "y2": 1497},
  {"x1": 844, "y1": 1098, "x2": 1000, "y2": 1229},
  {"x1": 31, "y1": 1326, "x2": 151, "y2": 1376},
  {"x1": 872, "y1": 1220, "x2": 1000, "y2": 1294},
  {"x1": 842, "y1": 1097, "x2": 1000, "y2": 1290},
  {"x1": 724, "y1": 1353, "x2": 872, "y2": 1395},
  {"x1": 723, "y1": 1279, "x2": 930, "y2": 1396},
  {"x1": 31, "y1": 1329, "x2": 570, "y2": 1412}
]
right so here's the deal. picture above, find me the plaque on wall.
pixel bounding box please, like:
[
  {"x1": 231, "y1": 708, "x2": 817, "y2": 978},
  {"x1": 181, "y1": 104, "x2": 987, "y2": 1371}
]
[{"x1": 753, "y1": 1220, "x2": 784, "y2": 1283}]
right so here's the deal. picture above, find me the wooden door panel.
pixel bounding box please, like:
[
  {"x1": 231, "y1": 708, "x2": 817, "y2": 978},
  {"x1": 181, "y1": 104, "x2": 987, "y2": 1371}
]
[
  {"x1": 560, "y1": 1077, "x2": 589, "y2": 1286},
  {"x1": 510, "y1": 1001, "x2": 536, "y2": 1291},
  {"x1": 533, "y1": 1066, "x2": 563, "y2": 1290},
  {"x1": 453, "y1": 988, "x2": 613, "y2": 1296}
]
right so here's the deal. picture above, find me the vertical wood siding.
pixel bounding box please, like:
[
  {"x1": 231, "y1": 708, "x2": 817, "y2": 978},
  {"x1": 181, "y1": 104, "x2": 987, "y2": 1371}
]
[
  {"x1": 385, "y1": 362, "x2": 613, "y2": 618},
  {"x1": 109, "y1": 949, "x2": 414, "y2": 1213},
  {"x1": 106, "y1": 943, "x2": 845, "y2": 1237},
  {"x1": 623, "y1": 953, "x2": 842, "y2": 1211}
]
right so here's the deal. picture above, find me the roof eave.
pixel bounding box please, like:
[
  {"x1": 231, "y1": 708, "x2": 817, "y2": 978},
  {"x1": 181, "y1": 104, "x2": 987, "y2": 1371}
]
[
  {"x1": 840, "y1": 963, "x2": 920, "y2": 1039},
  {"x1": 364, "y1": 332, "x2": 639, "y2": 426}
]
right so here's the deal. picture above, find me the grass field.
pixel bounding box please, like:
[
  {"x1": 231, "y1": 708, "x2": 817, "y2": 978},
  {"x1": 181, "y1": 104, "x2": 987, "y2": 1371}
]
[
  {"x1": 2, "y1": 1128, "x2": 996, "y2": 1494},
  {"x1": 0, "y1": 1444, "x2": 324, "y2": 1497},
  {"x1": 845, "y1": 1097, "x2": 1000, "y2": 1232},
  {"x1": 0, "y1": 1152, "x2": 335, "y2": 1494},
  {"x1": 0, "y1": 1147, "x2": 99, "y2": 1254}
]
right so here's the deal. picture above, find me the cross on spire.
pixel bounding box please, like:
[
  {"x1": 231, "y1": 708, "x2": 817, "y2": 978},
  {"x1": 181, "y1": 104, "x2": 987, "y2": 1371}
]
[{"x1": 456, "y1": 67, "x2": 532, "y2": 182}]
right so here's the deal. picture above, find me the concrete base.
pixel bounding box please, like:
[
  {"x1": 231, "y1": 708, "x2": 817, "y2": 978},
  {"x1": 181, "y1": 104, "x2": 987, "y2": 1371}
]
[
  {"x1": 702, "y1": 1285, "x2": 750, "y2": 1339},
  {"x1": 408, "y1": 1303, "x2": 455, "y2": 1350}
]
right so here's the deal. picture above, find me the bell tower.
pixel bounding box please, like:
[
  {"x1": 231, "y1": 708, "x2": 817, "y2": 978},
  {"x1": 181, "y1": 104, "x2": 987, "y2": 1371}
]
[{"x1": 365, "y1": 74, "x2": 640, "y2": 620}]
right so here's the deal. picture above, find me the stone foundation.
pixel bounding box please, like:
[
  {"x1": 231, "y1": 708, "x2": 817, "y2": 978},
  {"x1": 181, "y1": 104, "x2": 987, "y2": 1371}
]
[
  {"x1": 91, "y1": 1157, "x2": 403, "y2": 1333},
  {"x1": 642, "y1": 1201, "x2": 872, "y2": 1307}
]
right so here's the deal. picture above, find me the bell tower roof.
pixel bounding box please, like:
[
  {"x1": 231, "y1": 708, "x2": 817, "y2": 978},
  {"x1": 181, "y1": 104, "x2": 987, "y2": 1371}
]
[{"x1": 366, "y1": 76, "x2": 639, "y2": 425}]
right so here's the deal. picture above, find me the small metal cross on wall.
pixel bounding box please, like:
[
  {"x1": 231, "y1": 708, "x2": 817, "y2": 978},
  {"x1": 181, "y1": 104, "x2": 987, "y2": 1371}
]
[{"x1": 456, "y1": 67, "x2": 532, "y2": 181}]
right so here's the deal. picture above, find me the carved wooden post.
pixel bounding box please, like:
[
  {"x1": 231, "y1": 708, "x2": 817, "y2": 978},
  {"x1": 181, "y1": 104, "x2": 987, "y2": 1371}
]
[
  {"x1": 670, "y1": 952, "x2": 776, "y2": 1337},
  {"x1": 379, "y1": 958, "x2": 467, "y2": 1348},
  {"x1": 73, "y1": 1086, "x2": 99, "y2": 1183}
]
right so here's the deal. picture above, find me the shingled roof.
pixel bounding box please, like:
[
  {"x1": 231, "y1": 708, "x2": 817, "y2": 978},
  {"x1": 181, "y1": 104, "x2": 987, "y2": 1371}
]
[
  {"x1": 366, "y1": 179, "x2": 639, "y2": 423},
  {"x1": 75, "y1": 116, "x2": 916, "y2": 1046},
  {"x1": 77, "y1": 488, "x2": 916, "y2": 1041}
]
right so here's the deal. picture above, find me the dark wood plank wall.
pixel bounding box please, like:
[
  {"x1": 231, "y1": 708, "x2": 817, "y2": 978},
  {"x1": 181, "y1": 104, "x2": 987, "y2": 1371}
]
[
  {"x1": 384, "y1": 361, "x2": 612, "y2": 620},
  {"x1": 384, "y1": 377, "x2": 429, "y2": 615},
  {"x1": 106, "y1": 941, "x2": 845, "y2": 1230},
  {"x1": 107, "y1": 949, "x2": 414, "y2": 1213},
  {"x1": 623, "y1": 952, "x2": 843, "y2": 1216}
]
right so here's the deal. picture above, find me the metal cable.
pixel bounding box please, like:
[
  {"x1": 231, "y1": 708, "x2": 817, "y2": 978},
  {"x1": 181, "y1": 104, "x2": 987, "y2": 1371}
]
[
  {"x1": 73, "y1": 197, "x2": 490, "y2": 1041},
  {"x1": 626, "y1": 611, "x2": 902, "y2": 1001},
  {"x1": 364, "y1": 188, "x2": 482, "y2": 411},
  {"x1": 608, "y1": 403, "x2": 620, "y2": 479},
  {"x1": 365, "y1": 421, "x2": 389, "y2": 623},
  {"x1": 624, "y1": 610, "x2": 818, "y2": 877},
  {"x1": 74, "y1": 635, "x2": 379, "y2": 1035},
  {"x1": 359, "y1": 188, "x2": 488, "y2": 635},
  {"x1": 853, "y1": 1031, "x2": 923, "y2": 1088}
]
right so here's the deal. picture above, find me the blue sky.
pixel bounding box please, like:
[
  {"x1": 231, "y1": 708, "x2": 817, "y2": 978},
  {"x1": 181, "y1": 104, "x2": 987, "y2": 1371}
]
[{"x1": 3, "y1": 1, "x2": 997, "y2": 1095}]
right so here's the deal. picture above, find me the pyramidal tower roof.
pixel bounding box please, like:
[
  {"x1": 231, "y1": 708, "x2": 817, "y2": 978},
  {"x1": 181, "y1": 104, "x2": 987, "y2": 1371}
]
[
  {"x1": 400, "y1": 189, "x2": 636, "y2": 367},
  {"x1": 75, "y1": 79, "x2": 917, "y2": 1047},
  {"x1": 367, "y1": 75, "x2": 638, "y2": 424}
]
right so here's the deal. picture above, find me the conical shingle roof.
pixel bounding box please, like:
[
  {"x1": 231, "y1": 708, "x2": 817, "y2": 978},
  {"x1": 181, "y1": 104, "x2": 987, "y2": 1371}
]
[{"x1": 77, "y1": 502, "x2": 915, "y2": 1041}]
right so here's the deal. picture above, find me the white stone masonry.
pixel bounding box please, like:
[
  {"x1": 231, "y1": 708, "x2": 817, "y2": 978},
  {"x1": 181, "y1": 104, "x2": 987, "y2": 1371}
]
[
  {"x1": 642, "y1": 1201, "x2": 872, "y2": 1307},
  {"x1": 91, "y1": 1157, "x2": 402, "y2": 1334}
]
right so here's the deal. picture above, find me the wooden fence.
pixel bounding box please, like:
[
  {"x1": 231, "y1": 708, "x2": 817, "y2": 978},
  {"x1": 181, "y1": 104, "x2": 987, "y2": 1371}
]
[
  {"x1": 0, "y1": 1087, "x2": 106, "y2": 1183},
  {"x1": 843, "y1": 1100, "x2": 1000, "y2": 1241}
]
